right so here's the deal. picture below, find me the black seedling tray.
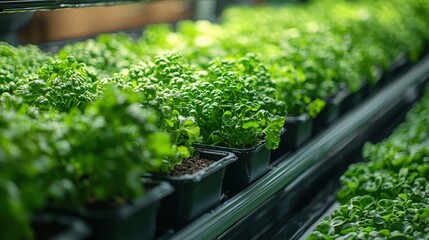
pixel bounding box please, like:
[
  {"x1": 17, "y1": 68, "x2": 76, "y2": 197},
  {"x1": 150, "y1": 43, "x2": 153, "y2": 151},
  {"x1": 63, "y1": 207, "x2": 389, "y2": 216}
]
[
  {"x1": 361, "y1": 82, "x2": 377, "y2": 98},
  {"x1": 386, "y1": 53, "x2": 410, "y2": 80},
  {"x1": 73, "y1": 180, "x2": 173, "y2": 240},
  {"x1": 271, "y1": 114, "x2": 313, "y2": 162},
  {"x1": 195, "y1": 140, "x2": 271, "y2": 196},
  {"x1": 313, "y1": 89, "x2": 348, "y2": 133},
  {"x1": 340, "y1": 88, "x2": 363, "y2": 114},
  {"x1": 147, "y1": 149, "x2": 236, "y2": 231},
  {"x1": 32, "y1": 213, "x2": 90, "y2": 240}
]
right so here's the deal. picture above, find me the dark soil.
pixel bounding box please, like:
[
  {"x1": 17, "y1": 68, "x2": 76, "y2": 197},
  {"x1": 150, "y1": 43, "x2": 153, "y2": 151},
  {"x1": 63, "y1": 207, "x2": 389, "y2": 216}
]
[{"x1": 169, "y1": 157, "x2": 214, "y2": 176}]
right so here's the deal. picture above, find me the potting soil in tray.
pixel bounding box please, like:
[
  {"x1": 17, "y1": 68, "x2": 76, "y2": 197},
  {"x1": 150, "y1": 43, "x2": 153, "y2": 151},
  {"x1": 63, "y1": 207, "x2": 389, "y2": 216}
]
[{"x1": 168, "y1": 157, "x2": 214, "y2": 176}]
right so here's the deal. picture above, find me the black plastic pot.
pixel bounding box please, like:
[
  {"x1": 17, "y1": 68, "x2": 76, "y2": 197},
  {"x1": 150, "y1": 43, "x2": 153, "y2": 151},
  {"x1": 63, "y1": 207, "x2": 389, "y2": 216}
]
[
  {"x1": 417, "y1": 76, "x2": 429, "y2": 97},
  {"x1": 389, "y1": 53, "x2": 409, "y2": 76},
  {"x1": 342, "y1": 73, "x2": 384, "y2": 113},
  {"x1": 340, "y1": 87, "x2": 365, "y2": 114},
  {"x1": 195, "y1": 140, "x2": 270, "y2": 196},
  {"x1": 378, "y1": 54, "x2": 409, "y2": 87},
  {"x1": 271, "y1": 114, "x2": 313, "y2": 162},
  {"x1": 387, "y1": 53, "x2": 410, "y2": 81},
  {"x1": 361, "y1": 82, "x2": 377, "y2": 98},
  {"x1": 313, "y1": 89, "x2": 348, "y2": 133},
  {"x1": 32, "y1": 213, "x2": 90, "y2": 240},
  {"x1": 74, "y1": 181, "x2": 173, "y2": 240},
  {"x1": 148, "y1": 149, "x2": 236, "y2": 231}
]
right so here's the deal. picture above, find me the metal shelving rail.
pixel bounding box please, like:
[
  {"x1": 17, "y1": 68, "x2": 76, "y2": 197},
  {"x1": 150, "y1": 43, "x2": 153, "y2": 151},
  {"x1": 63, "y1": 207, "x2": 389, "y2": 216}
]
[
  {"x1": 172, "y1": 56, "x2": 429, "y2": 239},
  {"x1": 0, "y1": 0, "x2": 157, "y2": 12}
]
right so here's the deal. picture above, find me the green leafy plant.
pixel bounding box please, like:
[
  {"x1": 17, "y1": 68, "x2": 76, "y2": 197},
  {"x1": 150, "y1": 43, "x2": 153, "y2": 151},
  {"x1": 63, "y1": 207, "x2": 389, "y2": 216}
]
[
  {"x1": 57, "y1": 85, "x2": 173, "y2": 207},
  {"x1": 15, "y1": 56, "x2": 99, "y2": 112},
  {"x1": 0, "y1": 43, "x2": 49, "y2": 95},
  {"x1": 59, "y1": 33, "x2": 140, "y2": 77},
  {"x1": 309, "y1": 194, "x2": 429, "y2": 240},
  {"x1": 0, "y1": 86, "x2": 173, "y2": 240},
  {"x1": 309, "y1": 86, "x2": 429, "y2": 239},
  {"x1": 102, "y1": 52, "x2": 202, "y2": 173},
  {"x1": 0, "y1": 100, "x2": 69, "y2": 240},
  {"x1": 71, "y1": 0, "x2": 429, "y2": 121},
  {"x1": 179, "y1": 53, "x2": 287, "y2": 149},
  {"x1": 219, "y1": 0, "x2": 429, "y2": 115},
  {"x1": 137, "y1": 23, "x2": 176, "y2": 57}
]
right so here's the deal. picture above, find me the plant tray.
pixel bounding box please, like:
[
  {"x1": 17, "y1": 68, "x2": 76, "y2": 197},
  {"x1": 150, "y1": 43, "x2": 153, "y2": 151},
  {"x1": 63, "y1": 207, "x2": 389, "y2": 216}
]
[
  {"x1": 340, "y1": 88, "x2": 363, "y2": 114},
  {"x1": 148, "y1": 149, "x2": 236, "y2": 230},
  {"x1": 271, "y1": 114, "x2": 313, "y2": 162},
  {"x1": 32, "y1": 213, "x2": 90, "y2": 240},
  {"x1": 361, "y1": 82, "x2": 377, "y2": 98},
  {"x1": 74, "y1": 180, "x2": 173, "y2": 240},
  {"x1": 313, "y1": 89, "x2": 348, "y2": 133},
  {"x1": 195, "y1": 140, "x2": 270, "y2": 196}
]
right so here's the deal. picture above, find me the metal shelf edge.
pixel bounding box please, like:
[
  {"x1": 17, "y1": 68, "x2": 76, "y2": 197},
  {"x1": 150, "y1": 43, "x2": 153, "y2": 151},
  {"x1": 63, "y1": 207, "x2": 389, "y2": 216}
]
[{"x1": 0, "y1": 0, "x2": 157, "y2": 12}]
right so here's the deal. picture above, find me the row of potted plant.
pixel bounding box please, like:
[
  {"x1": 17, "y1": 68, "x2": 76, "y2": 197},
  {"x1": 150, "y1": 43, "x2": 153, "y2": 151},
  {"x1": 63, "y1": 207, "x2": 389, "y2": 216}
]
[
  {"x1": 58, "y1": 0, "x2": 429, "y2": 152},
  {"x1": 0, "y1": 84, "x2": 175, "y2": 239},
  {"x1": 309, "y1": 84, "x2": 429, "y2": 239},
  {"x1": 0, "y1": 46, "x2": 280, "y2": 238},
  {"x1": 103, "y1": 52, "x2": 287, "y2": 194}
]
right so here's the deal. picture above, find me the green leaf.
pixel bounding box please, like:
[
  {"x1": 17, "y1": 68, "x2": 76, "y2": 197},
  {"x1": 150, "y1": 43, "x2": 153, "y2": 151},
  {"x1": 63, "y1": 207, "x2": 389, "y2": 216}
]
[
  {"x1": 360, "y1": 195, "x2": 375, "y2": 209},
  {"x1": 177, "y1": 145, "x2": 191, "y2": 158},
  {"x1": 242, "y1": 120, "x2": 260, "y2": 129},
  {"x1": 148, "y1": 132, "x2": 173, "y2": 156}
]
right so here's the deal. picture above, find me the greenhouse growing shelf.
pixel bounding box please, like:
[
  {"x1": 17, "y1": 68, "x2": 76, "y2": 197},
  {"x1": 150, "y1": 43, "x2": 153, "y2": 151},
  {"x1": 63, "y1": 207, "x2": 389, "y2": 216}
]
[
  {"x1": 170, "y1": 54, "x2": 429, "y2": 240},
  {"x1": 3, "y1": 33, "x2": 428, "y2": 240}
]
